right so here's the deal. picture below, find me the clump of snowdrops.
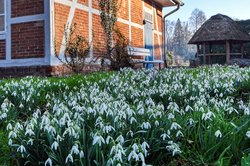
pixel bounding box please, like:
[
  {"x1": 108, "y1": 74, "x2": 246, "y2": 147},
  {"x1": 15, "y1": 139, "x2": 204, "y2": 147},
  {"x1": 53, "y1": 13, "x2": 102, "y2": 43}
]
[{"x1": 1, "y1": 65, "x2": 250, "y2": 165}]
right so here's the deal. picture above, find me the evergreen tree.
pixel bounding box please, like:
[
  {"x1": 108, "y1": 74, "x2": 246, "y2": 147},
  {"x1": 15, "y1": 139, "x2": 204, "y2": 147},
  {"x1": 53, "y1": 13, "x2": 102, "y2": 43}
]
[{"x1": 173, "y1": 19, "x2": 186, "y2": 57}]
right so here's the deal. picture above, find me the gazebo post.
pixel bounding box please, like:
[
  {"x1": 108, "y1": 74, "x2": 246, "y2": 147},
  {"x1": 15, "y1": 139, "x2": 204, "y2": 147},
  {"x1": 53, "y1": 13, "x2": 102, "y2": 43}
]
[
  {"x1": 226, "y1": 41, "x2": 230, "y2": 64},
  {"x1": 241, "y1": 43, "x2": 244, "y2": 58},
  {"x1": 208, "y1": 43, "x2": 211, "y2": 65},
  {"x1": 203, "y1": 43, "x2": 206, "y2": 65},
  {"x1": 197, "y1": 45, "x2": 200, "y2": 55}
]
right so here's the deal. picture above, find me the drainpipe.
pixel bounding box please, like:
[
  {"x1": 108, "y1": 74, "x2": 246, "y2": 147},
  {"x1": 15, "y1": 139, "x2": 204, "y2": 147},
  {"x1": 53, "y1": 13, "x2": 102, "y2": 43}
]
[{"x1": 162, "y1": 0, "x2": 183, "y2": 67}]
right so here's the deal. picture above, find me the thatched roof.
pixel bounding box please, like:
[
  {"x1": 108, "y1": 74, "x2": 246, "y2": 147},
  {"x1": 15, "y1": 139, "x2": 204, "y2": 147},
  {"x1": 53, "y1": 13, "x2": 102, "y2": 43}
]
[{"x1": 189, "y1": 14, "x2": 250, "y2": 44}]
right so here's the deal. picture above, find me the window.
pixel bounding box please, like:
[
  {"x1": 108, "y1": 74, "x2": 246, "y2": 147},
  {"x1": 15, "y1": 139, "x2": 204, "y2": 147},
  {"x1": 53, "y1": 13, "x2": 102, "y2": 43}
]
[{"x1": 0, "y1": 0, "x2": 5, "y2": 32}]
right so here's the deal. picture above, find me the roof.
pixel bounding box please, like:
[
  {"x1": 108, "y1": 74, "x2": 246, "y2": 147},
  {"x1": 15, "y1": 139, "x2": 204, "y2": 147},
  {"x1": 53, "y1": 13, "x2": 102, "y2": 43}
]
[
  {"x1": 189, "y1": 14, "x2": 250, "y2": 44},
  {"x1": 153, "y1": 0, "x2": 184, "y2": 7}
]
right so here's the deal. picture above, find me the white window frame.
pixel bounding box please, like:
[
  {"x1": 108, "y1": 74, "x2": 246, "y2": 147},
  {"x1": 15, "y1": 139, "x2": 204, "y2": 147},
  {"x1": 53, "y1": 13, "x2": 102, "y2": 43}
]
[{"x1": 0, "y1": 0, "x2": 6, "y2": 34}]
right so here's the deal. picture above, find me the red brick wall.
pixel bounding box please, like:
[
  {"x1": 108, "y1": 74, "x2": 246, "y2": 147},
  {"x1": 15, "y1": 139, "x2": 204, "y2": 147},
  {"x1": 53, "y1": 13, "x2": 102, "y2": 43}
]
[
  {"x1": 54, "y1": 3, "x2": 70, "y2": 55},
  {"x1": 154, "y1": 34, "x2": 162, "y2": 60},
  {"x1": 131, "y1": 27, "x2": 143, "y2": 47},
  {"x1": 53, "y1": 0, "x2": 163, "y2": 60},
  {"x1": 116, "y1": 22, "x2": 129, "y2": 40},
  {"x1": 78, "y1": 0, "x2": 88, "y2": 6},
  {"x1": 92, "y1": 0, "x2": 99, "y2": 10},
  {"x1": 92, "y1": 14, "x2": 106, "y2": 56},
  {"x1": 117, "y1": 0, "x2": 129, "y2": 20},
  {"x1": 72, "y1": 9, "x2": 89, "y2": 39},
  {"x1": 11, "y1": 0, "x2": 44, "y2": 18},
  {"x1": 11, "y1": 21, "x2": 45, "y2": 59},
  {"x1": 0, "y1": 40, "x2": 5, "y2": 59},
  {"x1": 131, "y1": 0, "x2": 143, "y2": 25},
  {"x1": 154, "y1": 4, "x2": 162, "y2": 32}
]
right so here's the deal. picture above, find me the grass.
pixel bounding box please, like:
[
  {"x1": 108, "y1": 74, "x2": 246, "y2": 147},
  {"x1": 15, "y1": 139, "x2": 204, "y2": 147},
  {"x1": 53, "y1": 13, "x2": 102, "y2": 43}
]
[{"x1": 0, "y1": 66, "x2": 250, "y2": 165}]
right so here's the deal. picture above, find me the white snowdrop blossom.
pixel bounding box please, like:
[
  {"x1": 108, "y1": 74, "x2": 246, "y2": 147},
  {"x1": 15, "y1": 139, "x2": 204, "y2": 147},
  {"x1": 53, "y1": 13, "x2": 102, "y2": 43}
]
[
  {"x1": 215, "y1": 130, "x2": 222, "y2": 138},
  {"x1": 93, "y1": 133, "x2": 105, "y2": 146},
  {"x1": 51, "y1": 141, "x2": 59, "y2": 150},
  {"x1": 166, "y1": 141, "x2": 181, "y2": 156},
  {"x1": 246, "y1": 131, "x2": 250, "y2": 138},
  {"x1": 17, "y1": 145, "x2": 26, "y2": 153},
  {"x1": 65, "y1": 153, "x2": 74, "y2": 163},
  {"x1": 141, "y1": 122, "x2": 151, "y2": 129},
  {"x1": 45, "y1": 158, "x2": 53, "y2": 166},
  {"x1": 80, "y1": 151, "x2": 84, "y2": 158},
  {"x1": 170, "y1": 122, "x2": 182, "y2": 130}
]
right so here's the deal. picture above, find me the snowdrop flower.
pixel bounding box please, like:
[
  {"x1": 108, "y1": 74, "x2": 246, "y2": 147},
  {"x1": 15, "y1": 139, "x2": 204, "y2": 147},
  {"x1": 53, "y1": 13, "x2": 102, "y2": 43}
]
[
  {"x1": 106, "y1": 136, "x2": 113, "y2": 144},
  {"x1": 130, "y1": 117, "x2": 137, "y2": 124},
  {"x1": 8, "y1": 139, "x2": 12, "y2": 146},
  {"x1": 215, "y1": 130, "x2": 222, "y2": 138},
  {"x1": 155, "y1": 120, "x2": 159, "y2": 126},
  {"x1": 141, "y1": 141, "x2": 149, "y2": 156},
  {"x1": 166, "y1": 141, "x2": 181, "y2": 156},
  {"x1": 103, "y1": 125, "x2": 115, "y2": 133},
  {"x1": 65, "y1": 153, "x2": 74, "y2": 163},
  {"x1": 0, "y1": 112, "x2": 7, "y2": 120},
  {"x1": 79, "y1": 150, "x2": 84, "y2": 158},
  {"x1": 128, "y1": 151, "x2": 139, "y2": 161},
  {"x1": 132, "y1": 143, "x2": 139, "y2": 152},
  {"x1": 185, "y1": 105, "x2": 193, "y2": 112},
  {"x1": 17, "y1": 145, "x2": 26, "y2": 153},
  {"x1": 6, "y1": 123, "x2": 12, "y2": 130},
  {"x1": 170, "y1": 122, "x2": 181, "y2": 130},
  {"x1": 126, "y1": 130, "x2": 134, "y2": 137},
  {"x1": 168, "y1": 113, "x2": 175, "y2": 119},
  {"x1": 25, "y1": 129, "x2": 35, "y2": 136},
  {"x1": 71, "y1": 144, "x2": 80, "y2": 155},
  {"x1": 51, "y1": 141, "x2": 59, "y2": 151},
  {"x1": 188, "y1": 118, "x2": 195, "y2": 126},
  {"x1": 19, "y1": 103, "x2": 24, "y2": 109},
  {"x1": 202, "y1": 111, "x2": 215, "y2": 121},
  {"x1": 93, "y1": 134, "x2": 105, "y2": 146},
  {"x1": 176, "y1": 130, "x2": 184, "y2": 138},
  {"x1": 138, "y1": 153, "x2": 145, "y2": 164},
  {"x1": 27, "y1": 139, "x2": 34, "y2": 145},
  {"x1": 56, "y1": 135, "x2": 63, "y2": 142},
  {"x1": 116, "y1": 135, "x2": 124, "y2": 144},
  {"x1": 246, "y1": 131, "x2": 250, "y2": 138},
  {"x1": 141, "y1": 122, "x2": 151, "y2": 129},
  {"x1": 8, "y1": 131, "x2": 17, "y2": 139},
  {"x1": 161, "y1": 133, "x2": 170, "y2": 141},
  {"x1": 45, "y1": 158, "x2": 52, "y2": 166}
]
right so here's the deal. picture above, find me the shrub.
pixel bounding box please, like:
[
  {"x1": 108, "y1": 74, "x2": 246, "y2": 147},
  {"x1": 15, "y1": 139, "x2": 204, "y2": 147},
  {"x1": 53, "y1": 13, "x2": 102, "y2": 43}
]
[
  {"x1": 55, "y1": 23, "x2": 90, "y2": 74},
  {"x1": 109, "y1": 29, "x2": 134, "y2": 70},
  {"x1": 98, "y1": 0, "x2": 133, "y2": 70}
]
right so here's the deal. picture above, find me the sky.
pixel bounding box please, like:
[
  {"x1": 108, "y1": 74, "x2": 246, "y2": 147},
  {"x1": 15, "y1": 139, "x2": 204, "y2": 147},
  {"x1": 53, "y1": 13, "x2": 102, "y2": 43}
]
[{"x1": 163, "y1": 0, "x2": 250, "y2": 22}]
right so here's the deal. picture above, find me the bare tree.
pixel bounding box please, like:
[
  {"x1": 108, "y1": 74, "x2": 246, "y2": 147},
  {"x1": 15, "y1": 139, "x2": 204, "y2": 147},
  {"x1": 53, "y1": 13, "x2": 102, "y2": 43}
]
[
  {"x1": 165, "y1": 20, "x2": 175, "y2": 52},
  {"x1": 189, "y1": 8, "x2": 206, "y2": 32}
]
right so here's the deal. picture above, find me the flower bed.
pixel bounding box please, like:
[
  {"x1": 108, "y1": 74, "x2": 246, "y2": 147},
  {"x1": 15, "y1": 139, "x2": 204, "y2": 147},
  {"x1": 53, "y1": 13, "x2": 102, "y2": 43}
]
[{"x1": 1, "y1": 66, "x2": 250, "y2": 165}]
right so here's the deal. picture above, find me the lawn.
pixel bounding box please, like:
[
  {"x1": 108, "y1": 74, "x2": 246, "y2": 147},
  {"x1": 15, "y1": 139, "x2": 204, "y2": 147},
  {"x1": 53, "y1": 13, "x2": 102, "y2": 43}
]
[{"x1": 1, "y1": 66, "x2": 250, "y2": 165}]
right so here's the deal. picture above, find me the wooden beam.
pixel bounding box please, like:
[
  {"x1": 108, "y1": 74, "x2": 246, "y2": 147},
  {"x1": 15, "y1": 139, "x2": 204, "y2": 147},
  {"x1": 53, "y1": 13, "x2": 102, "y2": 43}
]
[
  {"x1": 208, "y1": 43, "x2": 211, "y2": 65},
  {"x1": 203, "y1": 43, "x2": 206, "y2": 65},
  {"x1": 197, "y1": 45, "x2": 199, "y2": 54},
  {"x1": 241, "y1": 43, "x2": 244, "y2": 58},
  {"x1": 226, "y1": 41, "x2": 230, "y2": 64}
]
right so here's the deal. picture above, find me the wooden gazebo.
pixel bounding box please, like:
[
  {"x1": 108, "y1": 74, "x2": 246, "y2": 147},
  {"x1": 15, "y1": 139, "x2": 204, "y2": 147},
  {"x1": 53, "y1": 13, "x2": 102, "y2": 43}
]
[{"x1": 189, "y1": 14, "x2": 250, "y2": 65}]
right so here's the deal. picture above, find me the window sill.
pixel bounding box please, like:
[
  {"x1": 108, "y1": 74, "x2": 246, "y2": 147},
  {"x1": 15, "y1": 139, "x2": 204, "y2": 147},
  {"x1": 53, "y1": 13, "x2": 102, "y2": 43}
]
[{"x1": 0, "y1": 33, "x2": 6, "y2": 40}]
